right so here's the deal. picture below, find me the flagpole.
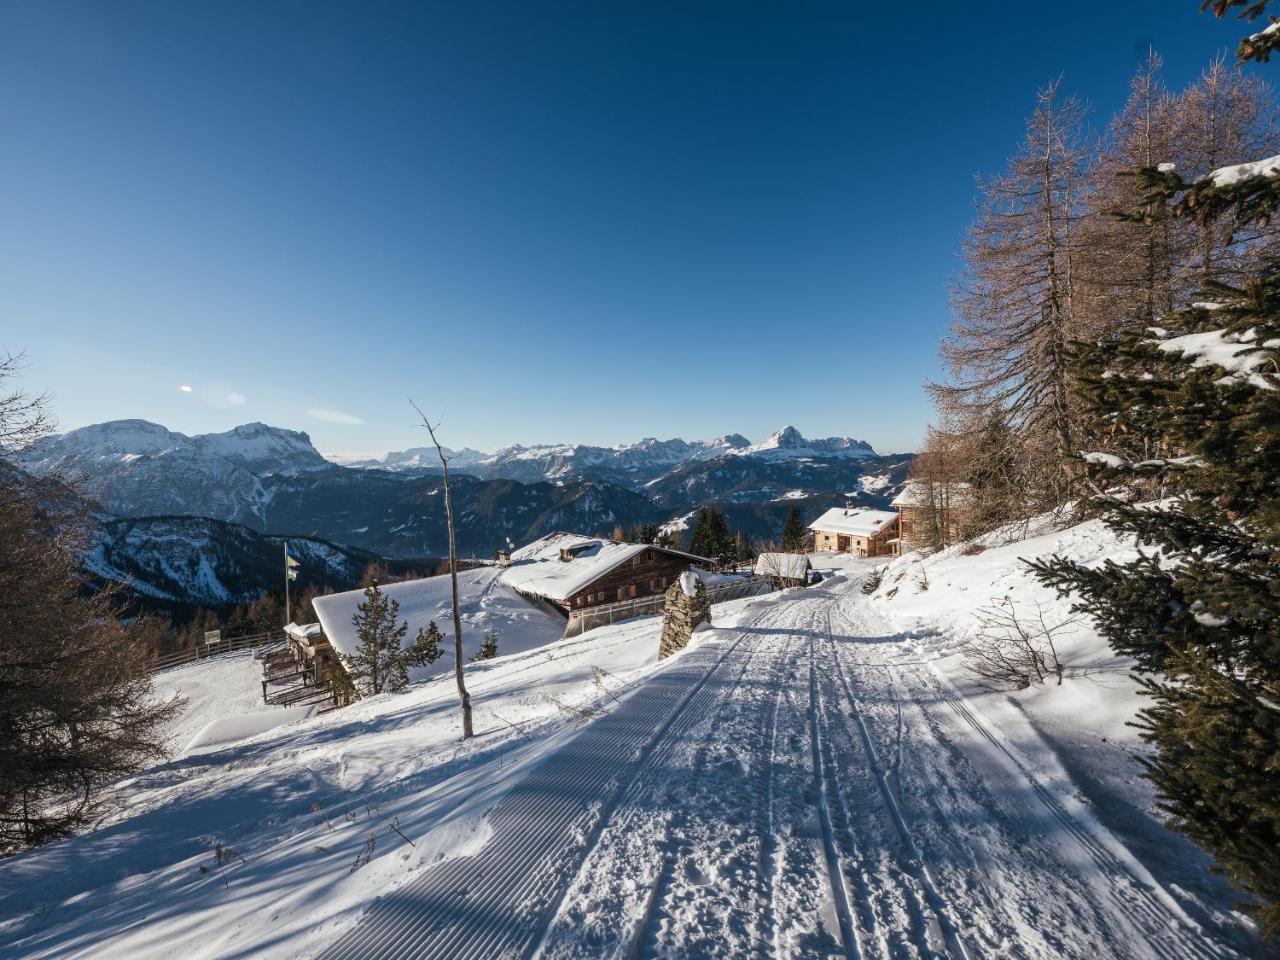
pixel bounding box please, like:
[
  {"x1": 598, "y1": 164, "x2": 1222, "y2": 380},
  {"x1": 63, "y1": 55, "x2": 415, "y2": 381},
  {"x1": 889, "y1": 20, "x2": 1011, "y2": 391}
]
[{"x1": 284, "y1": 539, "x2": 291, "y2": 628}]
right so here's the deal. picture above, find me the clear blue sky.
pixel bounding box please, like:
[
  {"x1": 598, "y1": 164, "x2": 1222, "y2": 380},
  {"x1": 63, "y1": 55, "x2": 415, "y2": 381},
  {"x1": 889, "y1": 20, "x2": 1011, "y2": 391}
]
[{"x1": 0, "y1": 1, "x2": 1251, "y2": 457}]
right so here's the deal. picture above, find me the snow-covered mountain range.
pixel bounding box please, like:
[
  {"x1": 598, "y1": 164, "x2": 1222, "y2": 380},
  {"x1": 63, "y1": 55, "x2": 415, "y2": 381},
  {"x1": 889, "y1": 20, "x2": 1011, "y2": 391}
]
[
  {"x1": 11, "y1": 419, "x2": 907, "y2": 559},
  {"x1": 341, "y1": 425, "x2": 877, "y2": 484}
]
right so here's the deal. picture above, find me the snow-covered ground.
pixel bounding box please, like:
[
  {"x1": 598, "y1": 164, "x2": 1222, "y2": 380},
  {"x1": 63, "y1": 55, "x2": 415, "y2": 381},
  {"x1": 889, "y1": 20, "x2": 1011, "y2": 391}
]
[
  {"x1": 0, "y1": 518, "x2": 1262, "y2": 959},
  {"x1": 150, "y1": 652, "x2": 275, "y2": 756}
]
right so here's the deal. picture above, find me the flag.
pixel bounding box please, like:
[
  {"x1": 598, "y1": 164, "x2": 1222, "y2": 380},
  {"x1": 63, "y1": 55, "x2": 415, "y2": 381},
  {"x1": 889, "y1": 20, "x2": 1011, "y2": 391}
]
[{"x1": 286, "y1": 546, "x2": 300, "y2": 581}]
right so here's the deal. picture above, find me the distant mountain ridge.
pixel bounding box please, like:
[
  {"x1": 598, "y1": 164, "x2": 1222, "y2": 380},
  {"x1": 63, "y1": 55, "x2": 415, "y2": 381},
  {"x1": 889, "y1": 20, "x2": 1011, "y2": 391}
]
[
  {"x1": 339, "y1": 425, "x2": 877, "y2": 484},
  {"x1": 12, "y1": 419, "x2": 907, "y2": 560}
]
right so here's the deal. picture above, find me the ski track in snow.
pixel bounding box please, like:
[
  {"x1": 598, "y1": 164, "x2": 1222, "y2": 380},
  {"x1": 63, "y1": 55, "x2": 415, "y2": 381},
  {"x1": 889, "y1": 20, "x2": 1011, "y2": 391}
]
[{"x1": 309, "y1": 576, "x2": 1239, "y2": 960}]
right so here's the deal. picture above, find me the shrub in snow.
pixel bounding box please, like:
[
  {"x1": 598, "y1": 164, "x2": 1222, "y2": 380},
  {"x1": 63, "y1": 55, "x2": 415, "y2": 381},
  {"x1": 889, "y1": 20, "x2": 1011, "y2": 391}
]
[{"x1": 961, "y1": 598, "x2": 1079, "y2": 689}]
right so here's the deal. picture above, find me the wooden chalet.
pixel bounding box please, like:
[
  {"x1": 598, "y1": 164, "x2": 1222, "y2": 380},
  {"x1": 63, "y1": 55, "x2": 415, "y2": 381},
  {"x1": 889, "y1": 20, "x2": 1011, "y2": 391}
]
[
  {"x1": 891, "y1": 480, "x2": 973, "y2": 553},
  {"x1": 501, "y1": 532, "x2": 713, "y2": 618},
  {"x1": 808, "y1": 506, "x2": 899, "y2": 558}
]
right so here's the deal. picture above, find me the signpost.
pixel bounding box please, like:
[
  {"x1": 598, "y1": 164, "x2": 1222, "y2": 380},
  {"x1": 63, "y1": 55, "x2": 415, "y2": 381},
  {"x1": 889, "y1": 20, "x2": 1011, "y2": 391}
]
[{"x1": 203, "y1": 629, "x2": 221, "y2": 646}]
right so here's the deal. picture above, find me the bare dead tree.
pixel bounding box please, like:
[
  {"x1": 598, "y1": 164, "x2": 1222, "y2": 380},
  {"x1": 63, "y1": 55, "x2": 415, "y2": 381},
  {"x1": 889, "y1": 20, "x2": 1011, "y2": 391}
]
[
  {"x1": 962, "y1": 597, "x2": 1081, "y2": 689},
  {"x1": 409, "y1": 402, "x2": 473, "y2": 739},
  {"x1": 0, "y1": 351, "x2": 53, "y2": 457}
]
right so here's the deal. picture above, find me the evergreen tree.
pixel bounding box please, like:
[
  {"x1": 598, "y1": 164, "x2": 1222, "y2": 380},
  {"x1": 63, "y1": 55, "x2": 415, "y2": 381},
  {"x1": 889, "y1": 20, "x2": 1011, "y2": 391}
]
[
  {"x1": 1033, "y1": 36, "x2": 1280, "y2": 921},
  {"x1": 628, "y1": 521, "x2": 660, "y2": 544},
  {"x1": 470, "y1": 632, "x2": 498, "y2": 662},
  {"x1": 689, "y1": 507, "x2": 733, "y2": 566},
  {"x1": 340, "y1": 583, "x2": 410, "y2": 695},
  {"x1": 412, "y1": 620, "x2": 445, "y2": 667},
  {"x1": 780, "y1": 505, "x2": 806, "y2": 552}
]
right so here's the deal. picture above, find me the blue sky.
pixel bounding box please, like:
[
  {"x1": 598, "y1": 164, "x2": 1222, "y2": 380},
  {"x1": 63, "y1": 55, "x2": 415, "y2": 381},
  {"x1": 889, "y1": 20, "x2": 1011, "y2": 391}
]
[{"x1": 0, "y1": 1, "x2": 1253, "y2": 457}]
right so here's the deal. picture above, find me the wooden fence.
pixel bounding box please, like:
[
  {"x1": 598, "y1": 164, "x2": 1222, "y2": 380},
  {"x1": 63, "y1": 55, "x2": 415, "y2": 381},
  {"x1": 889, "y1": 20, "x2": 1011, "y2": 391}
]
[
  {"x1": 149, "y1": 629, "x2": 288, "y2": 673},
  {"x1": 564, "y1": 574, "x2": 776, "y2": 637}
]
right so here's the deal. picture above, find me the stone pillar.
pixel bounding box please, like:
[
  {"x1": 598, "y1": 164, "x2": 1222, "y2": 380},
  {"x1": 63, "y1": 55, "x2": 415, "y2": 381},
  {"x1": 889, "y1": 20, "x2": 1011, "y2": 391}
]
[{"x1": 659, "y1": 572, "x2": 712, "y2": 659}]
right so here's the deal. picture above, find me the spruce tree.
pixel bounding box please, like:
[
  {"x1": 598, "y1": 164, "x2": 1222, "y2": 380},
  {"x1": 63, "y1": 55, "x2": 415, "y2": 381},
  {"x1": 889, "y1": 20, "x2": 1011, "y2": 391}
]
[
  {"x1": 781, "y1": 505, "x2": 806, "y2": 552},
  {"x1": 412, "y1": 620, "x2": 444, "y2": 667},
  {"x1": 470, "y1": 632, "x2": 498, "y2": 662},
  {"x1": 1032, "y1": 51, "x2": 1280, "y2": 923},
  {"x1": 340, "y1": 583, "x2": 410, "y2": 695},
  {"x1": 689, "y1": 506, "x2": 733, "y2": 566}
]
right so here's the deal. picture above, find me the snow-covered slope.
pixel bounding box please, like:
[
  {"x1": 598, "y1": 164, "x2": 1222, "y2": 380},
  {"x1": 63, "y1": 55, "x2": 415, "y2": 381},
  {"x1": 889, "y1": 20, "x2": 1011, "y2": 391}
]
[
  {"x1": 1, "y1": 563, "x2": 1256, "y2": 959},
  {"x1": 82, "y1": 514, "x2": 390, "y2": 607},
  {"x1": 0, "y1": 603, "x2": 739, "y2": 960},
  {"x1": 856, "y1": 513, "x2": 1257, "y2": 944}
]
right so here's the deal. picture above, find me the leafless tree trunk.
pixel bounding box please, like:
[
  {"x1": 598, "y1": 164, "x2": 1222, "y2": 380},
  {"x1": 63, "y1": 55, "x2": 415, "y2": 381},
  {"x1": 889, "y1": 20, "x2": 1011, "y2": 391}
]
[{"x1": 410, "y1": 402, "x2": 473, "y2": 739}]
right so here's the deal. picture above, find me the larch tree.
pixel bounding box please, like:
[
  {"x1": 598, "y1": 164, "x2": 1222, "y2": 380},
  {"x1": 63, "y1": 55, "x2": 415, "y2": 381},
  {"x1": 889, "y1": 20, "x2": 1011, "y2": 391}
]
[
  {"x1": 1170, "y1": 57, "x2": 1278, "y2": 287},
  {"x1": 1078, "y1": 51, "x2": 1188, "y2": 339},
  {"x1": 0, "y1": 363, "x2": 178, "y2": 852},
  {"x1": 937, "y1": 80, "x2": 1091, "y2": 500}
]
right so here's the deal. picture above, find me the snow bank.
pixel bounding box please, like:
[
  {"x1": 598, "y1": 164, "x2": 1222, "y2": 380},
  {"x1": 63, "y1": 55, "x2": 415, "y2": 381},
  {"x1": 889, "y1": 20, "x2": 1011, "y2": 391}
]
[
  {"x1": 150, "y1": 652, "x2": 270, "y2": 756},
  {"x1": 182, "y1": 705, "x2": 317, "y2": 757}
]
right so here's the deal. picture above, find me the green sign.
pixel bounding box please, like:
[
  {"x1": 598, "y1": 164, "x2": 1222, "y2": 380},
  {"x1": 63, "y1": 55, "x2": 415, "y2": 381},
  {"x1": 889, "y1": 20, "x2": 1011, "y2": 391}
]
[{"x1": 203, "y1": 629, "x2": 221, "y2": 645}]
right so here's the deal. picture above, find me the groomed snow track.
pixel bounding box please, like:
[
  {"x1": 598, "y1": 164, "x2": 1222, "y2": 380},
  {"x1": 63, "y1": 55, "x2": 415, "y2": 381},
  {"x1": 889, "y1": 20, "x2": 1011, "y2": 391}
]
[
  {"x1": 318, "y1": 582, "x2": 1244, "y2": 960},
  {"x1": 316, "y1": 602, "x2": 786, "y2": 960}
]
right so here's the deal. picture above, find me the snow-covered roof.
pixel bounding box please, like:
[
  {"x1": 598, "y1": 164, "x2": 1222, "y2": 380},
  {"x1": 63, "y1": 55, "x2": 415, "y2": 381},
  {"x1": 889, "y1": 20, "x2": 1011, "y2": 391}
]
[
  {"x1": 890, "y1": 480, "x2": 973, "y2": 508},
  {"x1": 808, "y1": 507, "x2": 898, "y2": 537},
  {"x1": 754, "y1": 553, "x2": 812, "y2": 580},
  {"x1": 311, "y1": 566, "x2": 564, "y2": 676},
  {"x1": 284, "y1": 621, "x2": 323, "y2": 642},
  {"x1": 502, "y1": 532, "x2": 707, "y2": 602}
]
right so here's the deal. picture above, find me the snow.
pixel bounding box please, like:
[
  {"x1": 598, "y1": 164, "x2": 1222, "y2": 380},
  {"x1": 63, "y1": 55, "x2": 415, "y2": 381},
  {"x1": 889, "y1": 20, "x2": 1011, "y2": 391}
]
[
  {"x1": 312, "y1": 565, "x2": 565, "y2": 675},
  {"x1": 1082, "y1": 451, "x2": 1129, "y2": 468},
  {"x1": 678, "y1": 569, "x2": 699, "y2": 597},
  {"x1": 856, "y1": 472, "x2": 892, "y2": 494},
  {"x1": 149, "y1": 652, "x2": 274, "y2": 757},
  {"x1": 1208, "y1": 152, "x2": 1280, "y2": 187},
  {"x1": 773, "y1": 488, "x2": 809, "y2": 500},
  {"x1": 734, "y1": 425, "x2": 876, "y2": 461},
  {"x1": 1155, "y1": 326, "x2": 1277, "y2": 389},
  {"x1": 500, "y1": 532, "x2": 708, "y2": 604},
  {"x1": 183, "y1": 706, "x2": 317, "y2": 757},
  {"x1": 808, "y1": 505, "x2": 897, "y2": 537},
  {"x1": 0, "y1": 521, "x2": 1259, "y2": 959},
  {"x1": 658, "y1": 509, "x2": 696, "y2": 533},
  {"x1": 0, "y1": 604, "x2": 759, "y2": 960}
]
